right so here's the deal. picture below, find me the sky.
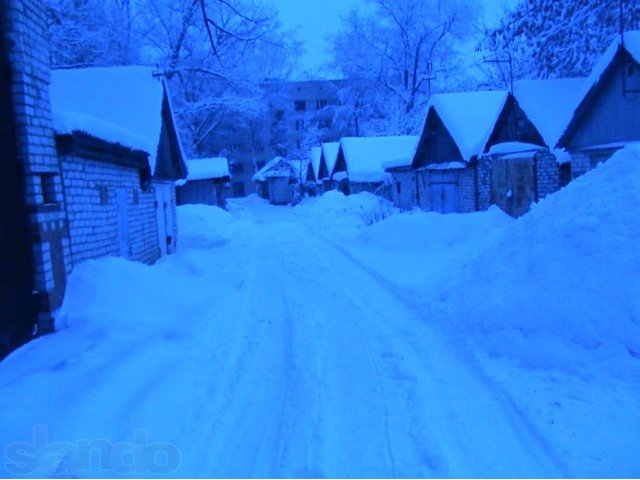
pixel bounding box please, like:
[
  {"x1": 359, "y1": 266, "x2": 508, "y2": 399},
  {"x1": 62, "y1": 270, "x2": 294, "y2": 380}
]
[{"x1": 272, "y1": 0, "x2": 516, "y2": 78}]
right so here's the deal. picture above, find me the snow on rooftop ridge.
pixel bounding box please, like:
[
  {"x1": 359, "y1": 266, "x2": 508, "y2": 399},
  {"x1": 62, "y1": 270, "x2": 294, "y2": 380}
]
[
  {"x1": 429, "y1": 90, "x2": 509, "y2": 161},
  {"x1": 339, "y1": 136, "x2": 419, "y2": 183},
  {"x1": 49, "y1": 66, "x2": 165, "y2": 174},
  {"x1": 513, "y1": 78, "x2": 586, "y2": 148},
  {"x1": 253, "y1": 156, "x2": 298, "y2": 181},
  {"x1": 321, "y1": 142, "x2": 340, "y2": 175},
  {"x1": 184, "y1": 157, "x2": 230, "y2": 182}
]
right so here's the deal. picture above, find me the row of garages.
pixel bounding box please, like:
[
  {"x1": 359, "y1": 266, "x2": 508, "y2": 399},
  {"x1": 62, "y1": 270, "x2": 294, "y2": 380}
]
[{"x1": 294, "y1": 32, "x2": 640, "y2": 218}]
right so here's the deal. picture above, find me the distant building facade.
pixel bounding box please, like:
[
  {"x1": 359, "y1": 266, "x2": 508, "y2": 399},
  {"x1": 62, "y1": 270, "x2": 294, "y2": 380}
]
[{"x1": 201, "y1": 79, "x2": 355, "y2": 198}]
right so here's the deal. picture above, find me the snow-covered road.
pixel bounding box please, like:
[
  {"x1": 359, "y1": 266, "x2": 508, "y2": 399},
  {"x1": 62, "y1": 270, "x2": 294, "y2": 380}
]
[
  {"x1": 175, "y1": 217, "x2": 565, "y2": 477},
  {"x1": 1, "y1": 176, "x2": 639, "y2": 477}
]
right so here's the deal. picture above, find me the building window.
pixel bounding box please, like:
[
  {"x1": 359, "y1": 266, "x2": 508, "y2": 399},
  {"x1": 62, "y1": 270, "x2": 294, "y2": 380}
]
[
  {"x1": 295, "y1": 119, "x2": 305, "y2": 131},
  {"x1": 230, "y1": 162, "x2": 244, "y2": 173},
  {"x1": 396, "y1": 182, "x2": 401, "y2": 194},
  {"x1": 132, "y1": 188, "x2": 139, "y2": 205},
  {"x1": 98, "y1": 185, "x2": 109, "y2": 205},
  {"x1": 40, "y1": 173, "x2": 57, "y2": 204},
  {"x1": 316, "y1": 99, "x2": 328, "y2": 109},
  {"x1": 294, "y1": 100, "x2": 306, "y2": 111},
  {"x1": 232, "y1": 182, "x2": 245, "y2": 197}
]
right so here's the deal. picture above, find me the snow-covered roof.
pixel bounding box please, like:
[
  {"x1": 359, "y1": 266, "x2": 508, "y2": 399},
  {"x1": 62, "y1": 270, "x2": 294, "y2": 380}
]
[
  {"x1": 310, "y1": 147, "x2": 322, "y2": 181},
  {"x1": 557, "y1": 31, "x2": 640, "y2": 147},
  {"x1": 338, "y1": 136, "x2": 419, "y2": 183},
  {"x1": 513, "y1": 78, "x2": 586, "y2": 148},
  {"x1": 488, "y1": 142, "x2": 545, "y2": 156},
  {"x1": 429, "y1": 90, "x2": 509, "y2": 160},
  {"x1": 185, "y1": 157, "x2": 230, "y2": 181},
  {"x1": 253, "y1": 157, "x2": 299, "y2": 181},
  {"x1": 49, "y1": 66, "x2": 167, "y2": 174},
  {"x1": 321, "y1": 142, "x2": 340, "y2": 178}
]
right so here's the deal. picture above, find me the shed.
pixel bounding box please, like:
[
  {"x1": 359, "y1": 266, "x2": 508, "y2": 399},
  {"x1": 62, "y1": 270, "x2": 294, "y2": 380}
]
[
  {"x1": 50, "y1": 66, "x2": 187, "y2": 264},
  {"x1": 253, "y1": 156, "x2": 305, "y2": 205},
  {"x1": 557, "y1": 31, "x2": 640, "y2": 177},
  {"x1": 411, "y1": 90, "x2": 508, "y2": 214},
  {"x1": 332, "y1": 136, "x2": 418, "y2": 199},
  {"x1": 177, "y1": 157, "x2": 230, "y2": 208}
]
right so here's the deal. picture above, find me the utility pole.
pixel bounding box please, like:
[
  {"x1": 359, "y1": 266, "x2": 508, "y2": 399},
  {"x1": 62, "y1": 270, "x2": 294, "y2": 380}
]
[
  {"x1": 425, "y1": 62, "x2": 436, "y2": 99},
  {"x1": 484, "y1": 54, "x2": 513, "y2": 94}
]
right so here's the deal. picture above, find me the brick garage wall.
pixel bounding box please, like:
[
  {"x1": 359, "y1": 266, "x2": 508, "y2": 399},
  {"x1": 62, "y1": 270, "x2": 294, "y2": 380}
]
[
  {"x1": 177, "y1": 179, "x2": 216, "y2": 206},
  {"x1": 569, "y1": 151, "x2": 591, "y2": 179},
  {"x1": 390, "y1": 170, "x2": 418, "y2": 211},
  {"x1": 535, "y1": 149, "x2": 559, "y2": 200},
  {"x1": 476, "y1": 158, "x2": 492, "y2": 211},
  {"x1": 458, "y1": 166, "x2": 477, "y2": 213},
  {"x1": 60, "y1": 154, "x2": 160, "y2": 266},
  {"x1": 3, "y1": 0, "x2": 70, "y2": 332}
]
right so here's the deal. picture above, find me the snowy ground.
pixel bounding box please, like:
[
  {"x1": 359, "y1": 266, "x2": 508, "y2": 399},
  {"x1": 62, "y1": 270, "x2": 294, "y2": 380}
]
[{"x1": 1, "y1": 149, "x2": 639, "y2": 478}]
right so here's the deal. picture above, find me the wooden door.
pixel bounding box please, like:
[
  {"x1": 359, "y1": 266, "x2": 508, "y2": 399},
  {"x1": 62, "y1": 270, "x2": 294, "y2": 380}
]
[
  {"x1": 491, "y1": 157, "x2": 535, "y2": 217},
  {"x1": 429, "y1": 171, "x2": 458, "y2": 214},
  {"x1": 155, "y1": 185, "x2": 169, "y2": 256}
]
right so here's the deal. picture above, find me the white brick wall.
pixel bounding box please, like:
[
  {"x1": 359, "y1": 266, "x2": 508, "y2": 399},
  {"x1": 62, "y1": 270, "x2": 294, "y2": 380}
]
[{"x1": 60, "y1": 154, "x2": 161, "y2": 266}]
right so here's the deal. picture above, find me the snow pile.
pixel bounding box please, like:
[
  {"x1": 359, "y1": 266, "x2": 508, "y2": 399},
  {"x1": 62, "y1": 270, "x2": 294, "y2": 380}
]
[
  {"x1": 183, "y1": 157, "x2": 229, "y2": 182},
  {"x1": 299, "y1": 191, "x2": 397, "y2": 236},
  {"x1": 436, "y1": 146, "x2": 640, "y2": 377},
  {"x1": 352, "y1": 207, "x2": 513, "y2": 292},
  {"x1": 50, "y1": 66, "x2": 166, "y2": 173},
  {"x1": 338, "y1": 136, "x2": 419, "y2": 183},
  {"x1": 428, "y1": 90, "x2": 508, "y2": 160},
  {"x1": 177, "y1": 205, "x2": 237, "y2": 248}
]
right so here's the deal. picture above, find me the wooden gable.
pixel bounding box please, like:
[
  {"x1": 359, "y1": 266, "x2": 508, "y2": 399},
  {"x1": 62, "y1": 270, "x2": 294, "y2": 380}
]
[
  {"x1": 411, "y1": 108, "x2": 463, "y2": 168},
  {"x1": 306, "y1": 161, "x2": 315, "y2": 182},
  {"x1": 486, "y1": 95, "x2": 545, "y2": 149},
  {"x1": 153, "y1": 90, "x2": 188, "y2": 181},
  {"x1": 318, "y1": 152, "x2": 329, "y2": 180},
  {"x1": 331, "y1": 146, "x2": 348, "y2": 178},
  {"x1": 558, "y1": 48, "x2": 640, "y2": 149}
]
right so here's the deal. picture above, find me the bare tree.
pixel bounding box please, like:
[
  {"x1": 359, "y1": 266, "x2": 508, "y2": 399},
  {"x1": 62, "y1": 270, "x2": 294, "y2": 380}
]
[{"x1": 329, "y1": 0, "x2": 480, "y2": 135}]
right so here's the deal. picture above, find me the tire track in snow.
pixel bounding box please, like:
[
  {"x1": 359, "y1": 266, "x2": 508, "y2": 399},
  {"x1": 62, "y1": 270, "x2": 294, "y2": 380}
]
[{"x1": 306, "y1": 221, "x2": 569, "y2": 477}]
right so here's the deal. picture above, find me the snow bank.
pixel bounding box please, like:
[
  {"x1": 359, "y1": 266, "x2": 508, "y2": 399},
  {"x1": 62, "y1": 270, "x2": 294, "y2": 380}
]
[
  {"x1": 298, "y1": 191, "x2": 397, "y2": 236},
  {"x1": 352, "y1": 207, "x2": 513, "y2": 292},
  {"x1": 177, "y1": 205, "x2": 237, "y2": 249},
  {"x1": 437, "y1": 146, "x2": 640, "y2": 377}
]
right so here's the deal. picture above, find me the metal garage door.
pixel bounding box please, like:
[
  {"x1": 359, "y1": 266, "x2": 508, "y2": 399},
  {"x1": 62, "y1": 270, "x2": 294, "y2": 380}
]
[{"x1": 430, "y1": 172, "x2": 458, "y2": 214}]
